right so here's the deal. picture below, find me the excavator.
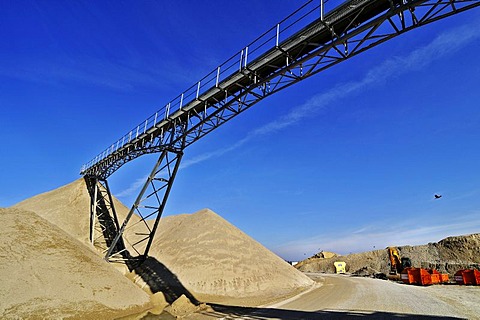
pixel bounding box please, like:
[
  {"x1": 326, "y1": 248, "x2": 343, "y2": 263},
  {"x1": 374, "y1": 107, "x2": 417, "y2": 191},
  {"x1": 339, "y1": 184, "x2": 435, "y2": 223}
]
[
  {"x1": 387, "y1": 247, "x2": 451, "y2": 285},
  {"x1": 387, "y1": 247, "x2": 411, "y2": 279}
]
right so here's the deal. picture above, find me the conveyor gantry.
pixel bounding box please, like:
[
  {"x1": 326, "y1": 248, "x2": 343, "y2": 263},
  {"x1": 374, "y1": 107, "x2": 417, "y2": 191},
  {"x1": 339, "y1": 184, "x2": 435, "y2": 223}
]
[{"x1": 81, "y1": 0, "x2": 480, "y2": 263}]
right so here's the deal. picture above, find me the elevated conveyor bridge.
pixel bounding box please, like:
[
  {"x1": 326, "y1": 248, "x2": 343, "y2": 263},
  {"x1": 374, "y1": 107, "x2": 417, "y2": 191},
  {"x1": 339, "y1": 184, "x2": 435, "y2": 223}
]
[{"x1": 81, "y1": 0, "x2": 480, "y2": 263}]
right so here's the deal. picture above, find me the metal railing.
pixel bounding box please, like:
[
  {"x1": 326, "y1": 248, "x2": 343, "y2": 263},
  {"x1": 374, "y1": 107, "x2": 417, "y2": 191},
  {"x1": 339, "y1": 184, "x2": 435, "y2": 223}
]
[{"x1": 81, "y1": 0, "x2": 339, "y2": 173}]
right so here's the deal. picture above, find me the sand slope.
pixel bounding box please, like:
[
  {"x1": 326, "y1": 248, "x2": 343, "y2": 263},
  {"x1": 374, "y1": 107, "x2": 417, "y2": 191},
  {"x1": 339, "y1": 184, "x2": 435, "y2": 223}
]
[
  {"x1": 14, "y1": 178, "x2": 144, "y2": 253},
  {"x1": 13, "y1": 179, "x2": 314, "y2": 306},
  {"x1": 149, "y1": 209, "x2": 314, "y2": 305},
  {"x1": 14, "y1": 178, "x2": 92, "y2": 244},
  {"x1": 0, "y1": 207, "x2": 151, "y2": 319}
]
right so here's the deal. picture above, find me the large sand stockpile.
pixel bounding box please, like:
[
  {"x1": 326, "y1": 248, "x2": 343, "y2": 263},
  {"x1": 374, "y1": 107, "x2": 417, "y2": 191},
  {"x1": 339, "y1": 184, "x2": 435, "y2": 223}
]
[
  {"x1": 13, "y1": 179, "x2": 314, "y2": 307},
  {"x1": 149, "y1": 209, "x2": 314, "y2": 305},
  {"x1": 0, "y1": 207, "x2": 151, "y2": 319}
]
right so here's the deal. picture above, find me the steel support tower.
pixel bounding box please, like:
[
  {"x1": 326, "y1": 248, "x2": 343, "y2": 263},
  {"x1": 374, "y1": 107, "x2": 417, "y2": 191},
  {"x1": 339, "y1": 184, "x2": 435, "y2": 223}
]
[{"x1": 81, "y1": 0, "x2": 480, "y2": 263}]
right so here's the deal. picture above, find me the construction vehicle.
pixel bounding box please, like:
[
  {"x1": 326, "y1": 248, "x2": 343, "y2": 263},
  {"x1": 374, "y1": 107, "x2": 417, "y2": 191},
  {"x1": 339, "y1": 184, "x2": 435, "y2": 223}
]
[
  {"x1": 387, "y1": 247, "x2": 412, "y2": 280},
  {"x1": 334, "y1": 261, "x2": 346, "y2": 274}
]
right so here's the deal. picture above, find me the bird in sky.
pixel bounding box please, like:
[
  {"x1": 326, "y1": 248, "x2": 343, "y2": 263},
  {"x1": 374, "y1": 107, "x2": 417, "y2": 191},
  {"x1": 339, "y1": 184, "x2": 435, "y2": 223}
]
[{"x1": 434, "y1": 194, "x2": 442, "y2": 199}]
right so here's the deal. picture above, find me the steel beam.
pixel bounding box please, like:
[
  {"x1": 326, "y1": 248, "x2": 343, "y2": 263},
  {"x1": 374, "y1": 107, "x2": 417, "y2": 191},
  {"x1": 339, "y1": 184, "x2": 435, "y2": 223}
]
[{"x1": 105, "y1": 143, "x2": 185, "y2": 262}]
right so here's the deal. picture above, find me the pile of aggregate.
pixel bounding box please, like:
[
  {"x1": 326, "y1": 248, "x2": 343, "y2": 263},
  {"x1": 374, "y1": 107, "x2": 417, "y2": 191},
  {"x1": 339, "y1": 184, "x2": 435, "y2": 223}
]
[{"x1": 9, "y1": 179, "x2": 314, "y2": 318}]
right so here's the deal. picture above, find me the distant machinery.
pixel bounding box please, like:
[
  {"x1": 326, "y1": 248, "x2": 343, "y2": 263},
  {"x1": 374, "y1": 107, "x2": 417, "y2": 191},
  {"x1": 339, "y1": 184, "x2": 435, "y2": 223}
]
[{"x1": 387, "y1": 247, "x2": 411, "y2": 275}]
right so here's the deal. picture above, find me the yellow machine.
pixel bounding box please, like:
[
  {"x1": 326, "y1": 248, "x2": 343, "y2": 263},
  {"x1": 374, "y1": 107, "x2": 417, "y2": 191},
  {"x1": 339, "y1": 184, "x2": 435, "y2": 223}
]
[
  {"x1": 334, "y1": 261, "x2": 346, "y2": 274},
  {"x1": 388, "y1": 247, "x2": 402, "y2": 274},
  {"x1": 387, "y1": 247, "x2": 412, "y2": 279}
]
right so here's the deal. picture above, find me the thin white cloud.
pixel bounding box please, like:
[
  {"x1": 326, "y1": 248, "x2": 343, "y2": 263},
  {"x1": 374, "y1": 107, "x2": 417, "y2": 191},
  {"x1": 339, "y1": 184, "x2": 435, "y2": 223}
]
[
  {"x1": 0, "y1": 56, "x2": 167, "y2": 91},
  {"x1": 116, "y1": 175, "x2": 148, "y2": 198},
  {"x1": 275, "y1": 210, "x2": 480, "y2": 259},
  {"x1": 179, "y1": 137, "x2": 250, "y2": 170}
]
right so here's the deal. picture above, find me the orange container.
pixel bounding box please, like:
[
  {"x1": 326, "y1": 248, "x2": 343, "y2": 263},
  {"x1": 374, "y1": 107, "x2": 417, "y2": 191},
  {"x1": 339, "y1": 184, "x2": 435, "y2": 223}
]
[
  {"x1": 417, "y1": 268, "x2": 433, "y2": 286},
  {"x1": 440, "y1": 273, "x2": 450, "y2": 283},
  {"x1": 474, "y1": 270, "x2": 480, "y2": 285},
  {"x1": 454, "y1": 270, "x2": 463, "y2": 284},
  {"x1": 402, "y1": 268, "x2": 434, "y2": 285},
  {"x1": 428, "y1": 269, "x2": 441, "y2": 285},
  {"x1": 429, "y1": 273, "x2": 441, "y2": 284},
  {"x1": 401, "y1": 268, "x2": 450, "y2": 285},
  {"x1": 455, "y1": 269, "x2": 477, "y2": 285},
  {"x1": 401, "y1": 268, "x2": 415, "y2": 284}
]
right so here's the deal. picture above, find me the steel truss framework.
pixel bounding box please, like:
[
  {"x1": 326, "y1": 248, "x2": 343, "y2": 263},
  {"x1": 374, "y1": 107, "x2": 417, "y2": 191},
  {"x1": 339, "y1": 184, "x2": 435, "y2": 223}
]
[
  {"x1": 82, "y1": 0, "x2": 479, "y2": 262},
  {"x1": 85, "y1": 144, "x2": 184, "y2": 262}
]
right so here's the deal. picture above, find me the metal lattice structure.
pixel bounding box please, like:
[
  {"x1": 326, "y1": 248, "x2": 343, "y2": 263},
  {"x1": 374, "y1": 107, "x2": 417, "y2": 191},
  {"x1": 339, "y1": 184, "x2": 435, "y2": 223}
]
[{"x1": 82, "y1": 0, "x2": 480, "y2": 263}]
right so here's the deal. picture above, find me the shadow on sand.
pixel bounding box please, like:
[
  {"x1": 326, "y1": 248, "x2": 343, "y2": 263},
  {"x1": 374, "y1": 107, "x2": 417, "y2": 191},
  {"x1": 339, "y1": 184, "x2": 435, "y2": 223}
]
[{"x1": 129, "y1": 256, "x2": 199, "y2": 304}]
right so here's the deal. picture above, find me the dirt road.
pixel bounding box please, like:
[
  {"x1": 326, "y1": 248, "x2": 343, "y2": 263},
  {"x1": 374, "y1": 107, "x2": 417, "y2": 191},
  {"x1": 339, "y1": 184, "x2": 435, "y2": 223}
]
[{"x1": 195, "y1": 273, "x2": 480, "y2": 319}]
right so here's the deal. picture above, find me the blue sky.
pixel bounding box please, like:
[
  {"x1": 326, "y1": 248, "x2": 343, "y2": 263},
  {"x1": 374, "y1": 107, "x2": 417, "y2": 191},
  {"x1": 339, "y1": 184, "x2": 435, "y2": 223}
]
[{"x1": 1, "y1": 1, "x2": 480, "y2": 261}]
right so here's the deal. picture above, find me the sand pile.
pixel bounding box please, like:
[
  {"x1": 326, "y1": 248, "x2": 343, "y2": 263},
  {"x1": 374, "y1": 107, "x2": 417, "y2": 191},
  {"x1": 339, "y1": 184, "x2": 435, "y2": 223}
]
[
  {"x1": 296, "y1": 234, "x2": 480, "y2": 276},
  {"x1": 312, "y1": 251, "x2": 338, "y2": 259},
  {"x1": 148, "y1": 209, "x2": 314, "y2": 305},
  {"x1": 11, "y1": 179, "x2": 314, "y2": 308},
  {"x1": 14, "y1": 178, "x2": 94, "y2": 244},
  {"x1": 0, "y1": 207, "x2": 151, "y2": 319}
]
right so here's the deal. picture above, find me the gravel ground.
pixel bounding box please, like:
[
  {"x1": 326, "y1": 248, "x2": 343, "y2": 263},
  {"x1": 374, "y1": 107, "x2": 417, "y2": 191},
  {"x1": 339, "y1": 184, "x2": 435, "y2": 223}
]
[
  {"x1": 184, "y1": 273, "x2": 480, "y2": 319},
  {"x1": 427, "y1": 284, "x2": 480, "y2": 319},
  {"x1": 275, "y1": 274, "x2": 477, "y2": 318}
]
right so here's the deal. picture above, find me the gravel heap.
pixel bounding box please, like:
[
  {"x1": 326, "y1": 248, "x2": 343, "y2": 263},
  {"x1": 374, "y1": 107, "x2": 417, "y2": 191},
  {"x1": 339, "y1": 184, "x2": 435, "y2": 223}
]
[
  {"x1": 148, "y1": 209, "x2": 314, "y2": 306},
  {"x1": 12, "y1": 179, "x2": 314, "y2": 309}
]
